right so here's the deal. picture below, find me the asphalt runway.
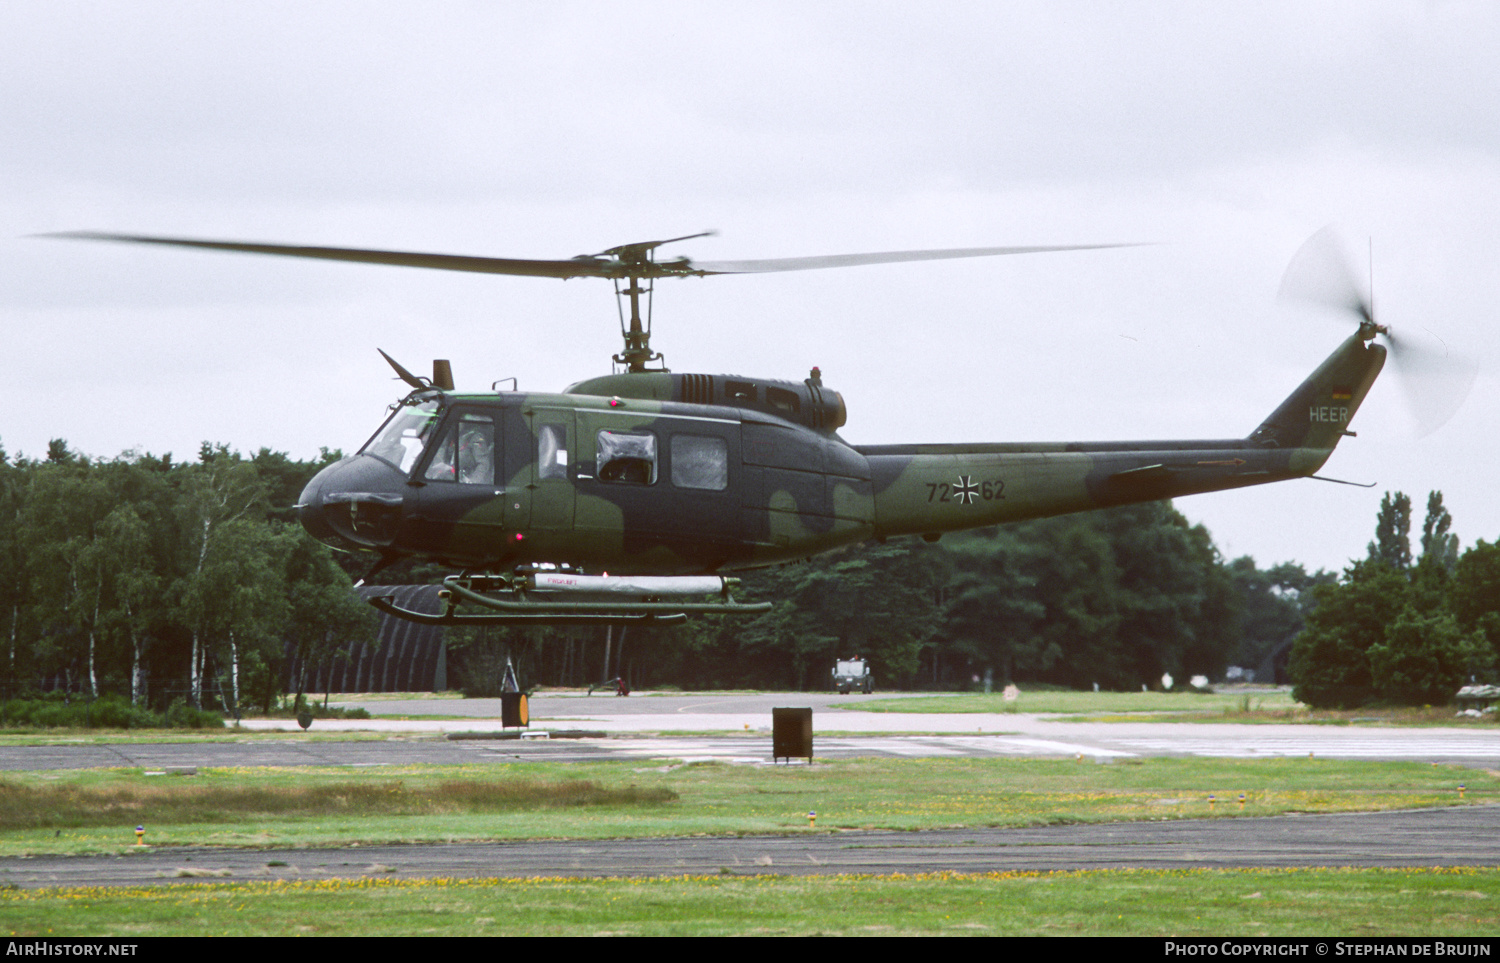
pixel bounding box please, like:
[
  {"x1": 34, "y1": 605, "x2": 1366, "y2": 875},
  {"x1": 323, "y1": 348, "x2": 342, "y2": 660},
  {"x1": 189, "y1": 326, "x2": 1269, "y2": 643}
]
[{"x1": 2, "y1": 808, "x2": 1495, "y2": 890}]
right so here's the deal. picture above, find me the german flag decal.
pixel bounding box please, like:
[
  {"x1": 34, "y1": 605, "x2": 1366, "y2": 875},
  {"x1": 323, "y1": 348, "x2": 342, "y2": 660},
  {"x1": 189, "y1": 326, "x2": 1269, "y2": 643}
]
[{"x1": 1331, "y1": 386, "x2": 1353, "y2": 400}]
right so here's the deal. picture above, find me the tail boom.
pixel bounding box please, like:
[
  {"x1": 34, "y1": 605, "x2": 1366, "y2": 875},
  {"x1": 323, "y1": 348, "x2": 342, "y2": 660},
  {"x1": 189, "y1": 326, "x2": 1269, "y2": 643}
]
[{"x1": 859, "y1": 332, "x2": 1386, "y2": 539}]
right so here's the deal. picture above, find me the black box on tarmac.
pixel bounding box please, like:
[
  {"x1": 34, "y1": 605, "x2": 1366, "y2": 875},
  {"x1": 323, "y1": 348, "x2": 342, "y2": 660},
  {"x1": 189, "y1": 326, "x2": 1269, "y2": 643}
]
[{"x1": 772, "y1": 707, "x2": 812, "y2": 763}]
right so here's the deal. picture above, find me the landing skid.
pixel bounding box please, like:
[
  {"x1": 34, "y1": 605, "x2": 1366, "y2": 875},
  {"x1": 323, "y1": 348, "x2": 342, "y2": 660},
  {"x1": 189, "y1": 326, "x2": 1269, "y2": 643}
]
[{"x1": 369, "y1": 571, "x2": 772, "y2": 627}]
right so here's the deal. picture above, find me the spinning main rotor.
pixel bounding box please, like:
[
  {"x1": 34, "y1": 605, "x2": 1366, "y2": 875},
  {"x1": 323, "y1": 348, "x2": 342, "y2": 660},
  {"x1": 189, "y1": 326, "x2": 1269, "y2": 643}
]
[{"x1": 49, "y1": 230, "x2": 1133, "y2": 372}]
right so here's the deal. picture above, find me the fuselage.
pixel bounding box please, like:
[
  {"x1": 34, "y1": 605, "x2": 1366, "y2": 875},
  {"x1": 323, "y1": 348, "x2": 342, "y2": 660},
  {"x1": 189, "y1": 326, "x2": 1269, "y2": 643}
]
[
  {"x1": 297, "y1": 331, "x2": 1386, "y2": 575},
  {"x1": 298, "y1": 388, "x2": 873, "y2": 574}
]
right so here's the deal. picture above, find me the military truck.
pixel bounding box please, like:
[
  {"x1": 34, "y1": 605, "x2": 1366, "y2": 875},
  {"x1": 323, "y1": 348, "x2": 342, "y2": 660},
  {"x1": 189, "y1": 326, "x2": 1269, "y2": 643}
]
[{"x1": 832, "y1": 658, "x2": 873, "y2": 695}]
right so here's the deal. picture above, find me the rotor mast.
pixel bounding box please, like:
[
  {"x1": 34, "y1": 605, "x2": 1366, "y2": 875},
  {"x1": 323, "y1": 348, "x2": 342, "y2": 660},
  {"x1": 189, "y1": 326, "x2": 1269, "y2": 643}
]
[
  {"x1": 599, "y1": 232, "x2": 712, "y2": 373},
  {"x1": 613, "y1": 276, "x2": 658, "y2": 372}
]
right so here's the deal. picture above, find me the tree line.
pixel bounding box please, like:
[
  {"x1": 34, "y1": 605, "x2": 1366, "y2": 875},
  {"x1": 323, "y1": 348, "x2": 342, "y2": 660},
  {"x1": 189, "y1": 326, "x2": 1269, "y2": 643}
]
[
  {"x1": 0, "y1": 440, "x2": 374, "y2": 713},
  {"x1": 456, "y1": 500, "x2": 1330, "y2": 694},
  {"x1": 11, "y1": 436, "x2": 1488, "y2": 703},
  {"x1": 1289, "y1": 491, "x2": 1500, "y2": 707}
]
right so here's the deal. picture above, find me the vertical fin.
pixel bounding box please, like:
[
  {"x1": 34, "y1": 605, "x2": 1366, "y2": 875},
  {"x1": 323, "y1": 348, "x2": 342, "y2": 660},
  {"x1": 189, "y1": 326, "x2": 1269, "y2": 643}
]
[{"x1": 1248, "y1": 332, "x2": 1386, "y2": 450}]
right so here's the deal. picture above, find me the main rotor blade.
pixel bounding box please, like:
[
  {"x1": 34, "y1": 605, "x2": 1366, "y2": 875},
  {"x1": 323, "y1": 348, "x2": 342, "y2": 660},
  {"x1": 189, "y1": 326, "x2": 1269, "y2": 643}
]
[
  {"x1": 45, "y1": 232, "x2": 1141, "y2": 281},
  {"x1": 689, "y1": 243, "x2": 1141, "y2": 275},
  {"x1": 42, "y1": 231, "x2": 618, "y2": 279}
]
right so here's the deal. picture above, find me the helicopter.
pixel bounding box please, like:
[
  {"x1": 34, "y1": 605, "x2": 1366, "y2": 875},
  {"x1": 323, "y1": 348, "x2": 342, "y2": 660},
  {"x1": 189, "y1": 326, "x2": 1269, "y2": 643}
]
[{"x1": 51, "y1": 228, "x2": 1414, "y2": 627}]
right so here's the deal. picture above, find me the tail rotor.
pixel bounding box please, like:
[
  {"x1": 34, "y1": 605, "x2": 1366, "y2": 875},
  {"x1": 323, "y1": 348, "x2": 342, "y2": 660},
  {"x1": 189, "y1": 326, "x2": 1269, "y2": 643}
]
[{"x1": 1278, "y1": 227, "x2": 1477, "y2": 438}]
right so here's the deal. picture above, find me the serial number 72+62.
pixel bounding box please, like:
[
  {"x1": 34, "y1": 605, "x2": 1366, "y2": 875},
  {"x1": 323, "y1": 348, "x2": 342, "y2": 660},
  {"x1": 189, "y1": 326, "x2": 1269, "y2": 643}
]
[{"x1": 926, "y1": 476, "x2": 1005, "y2": 505}]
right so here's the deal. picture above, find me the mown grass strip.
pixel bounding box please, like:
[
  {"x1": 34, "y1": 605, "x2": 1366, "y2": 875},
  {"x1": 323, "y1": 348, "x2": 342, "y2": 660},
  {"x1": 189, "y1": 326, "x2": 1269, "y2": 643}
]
[
  {"x1": 0, "y1": 730, "x2": 394, "y2": 746},
  {"x1": 1070, "y1": 707, "x2": 1500, "y2": 726},
  {"x1": 853, "y1": 689, "x2": 1294, "y2": 715},
  {"x1": 2, "y1": 867, "x2": 1496, "y2": 937},
  {"x1": 0, "y1": 757, "x2": 1491, "y2": 857},
  {"x1": 851, "y1": 690, "x2": 1498, "y2": 726},
  {"x1": 0, "y1": 775, "x2": 674, "y2": 830}
]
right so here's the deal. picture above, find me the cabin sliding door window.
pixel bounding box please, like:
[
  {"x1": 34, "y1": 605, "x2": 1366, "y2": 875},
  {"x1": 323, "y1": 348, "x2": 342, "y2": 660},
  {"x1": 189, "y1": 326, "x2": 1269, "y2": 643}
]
[
  {"x1": 538, "y1": 424, "x2": 569, "y2": 480},
  {"x1": 596, "y1": 430, "x2": 657, "y2": 485}
]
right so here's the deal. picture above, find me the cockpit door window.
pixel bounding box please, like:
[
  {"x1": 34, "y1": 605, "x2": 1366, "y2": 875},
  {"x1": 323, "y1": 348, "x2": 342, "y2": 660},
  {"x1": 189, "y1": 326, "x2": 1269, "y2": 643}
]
[{"x1": 422, "y1": 413, "x2": 497, "y2": 485}]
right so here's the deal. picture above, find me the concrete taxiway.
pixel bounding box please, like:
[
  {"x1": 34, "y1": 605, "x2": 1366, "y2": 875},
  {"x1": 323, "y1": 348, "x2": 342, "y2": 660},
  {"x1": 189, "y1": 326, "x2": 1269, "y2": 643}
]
[
  {"x1": 1, "y1": 691, "x2": 1497, "y2": 770},
  {"x1": 242, "y1": 690, "x2": 1500, "y2": 765}
]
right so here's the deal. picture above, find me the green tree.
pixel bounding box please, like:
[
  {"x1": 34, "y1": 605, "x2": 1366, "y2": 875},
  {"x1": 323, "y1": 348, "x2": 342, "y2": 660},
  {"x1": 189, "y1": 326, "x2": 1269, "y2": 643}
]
[
  {"x1": 174, "y1": 447, "x2": 268, "y2": 705},
  {"x1": 1289, "y1": 560, "x2": 1410, "y2": 708},
  {"x1": 1292, "y1": 490, "x2": 1494, "y2": 707},
  {"x1": 93, "y1": 505, "x2": 160, "y2": 704},
  {"x1": 1367, "y1": 491, "x2": 1412, "y2": 571},
  {"x1": 1098, "y1": 503, "x2": 1239, "y2": 686},
  {"x1": 1021, "y1": 514, "x2": 1122, "y2": 688},
  {"x1": 1450, "y1": 540, "x2": 1500, "y2": 672},
  {"x1": 0, "y1": 444, "x2": 30, "y2": 685},
  {"x1": 941, "y1": 528, "x2": 1050, "y2": 685},
  {"x1": 177, "y1": 518, "x2": 289, "y2": 715},
  {"x1": 729, "y1": 542, "x2": 941, "y2": 690},
  {"x1": 0, "y1": 439, "x2": 379, "y2": 709},
  {"x1": 1368, "y1": 608, "x2": 1486, "y2": 705},
  {"x1": 283, "y1": 529, "x2": 377, "y2": 709},
  {"x1": 1228, "y1": 558, "x2": 1331, "y2": 676},
  {"x1": 1419, "y1": 491, "x2": 1459, "y2": 573},
  {"x1": 18, "y1": 455, "x2": 116, "y2": 692}
]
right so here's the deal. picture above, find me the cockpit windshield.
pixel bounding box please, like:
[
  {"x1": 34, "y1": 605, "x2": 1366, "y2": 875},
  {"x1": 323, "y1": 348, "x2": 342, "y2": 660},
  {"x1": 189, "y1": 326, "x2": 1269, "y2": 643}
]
[{"x1": 361, "y1": 400, "x2": 442, "y2": 474}]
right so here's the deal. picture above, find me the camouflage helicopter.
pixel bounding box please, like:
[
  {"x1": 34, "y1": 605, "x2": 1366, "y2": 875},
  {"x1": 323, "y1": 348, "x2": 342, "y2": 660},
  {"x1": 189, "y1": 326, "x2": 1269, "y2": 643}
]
[{"x1": 54, "y1": 228, "x2": 1425, "y2": 626}]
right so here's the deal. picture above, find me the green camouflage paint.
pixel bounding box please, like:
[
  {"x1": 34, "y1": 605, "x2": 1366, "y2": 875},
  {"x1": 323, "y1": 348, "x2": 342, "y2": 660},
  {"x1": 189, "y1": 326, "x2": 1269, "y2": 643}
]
[{"x1": 300, "y1": 331, "x2": 1385, "y2": 579}]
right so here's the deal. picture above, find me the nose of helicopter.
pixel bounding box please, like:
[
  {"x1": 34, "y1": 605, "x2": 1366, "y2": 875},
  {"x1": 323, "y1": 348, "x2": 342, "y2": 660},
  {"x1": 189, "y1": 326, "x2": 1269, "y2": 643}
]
[{"x1": 298, "y1": 454, "x2": 408, "y2": 549}]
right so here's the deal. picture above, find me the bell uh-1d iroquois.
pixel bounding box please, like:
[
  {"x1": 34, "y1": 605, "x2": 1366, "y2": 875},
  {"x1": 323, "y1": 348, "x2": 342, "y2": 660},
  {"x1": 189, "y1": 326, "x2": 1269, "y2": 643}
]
[{"x1": 51, "y1": 227, "x2": 1440, "y2": 627}]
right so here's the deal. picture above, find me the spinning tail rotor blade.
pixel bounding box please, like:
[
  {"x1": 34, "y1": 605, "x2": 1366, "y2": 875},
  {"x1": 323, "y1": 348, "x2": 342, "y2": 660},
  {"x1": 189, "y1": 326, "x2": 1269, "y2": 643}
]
[
  {"x1": 1277, "y1": 226, "x2": 1373, "y2": 324},
  {"x1": 1382, "y1": 328, "x2": 1479, "y2": 439},
  {"x1": 1278, "y1": 227, "x2": 1477, "y2": 437}
]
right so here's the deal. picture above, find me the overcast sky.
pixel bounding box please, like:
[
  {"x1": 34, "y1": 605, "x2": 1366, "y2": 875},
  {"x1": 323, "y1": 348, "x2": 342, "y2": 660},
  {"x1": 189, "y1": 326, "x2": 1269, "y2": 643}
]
[{"x1": 3, "y1": 1, "x2": 1496, "y2": 574}]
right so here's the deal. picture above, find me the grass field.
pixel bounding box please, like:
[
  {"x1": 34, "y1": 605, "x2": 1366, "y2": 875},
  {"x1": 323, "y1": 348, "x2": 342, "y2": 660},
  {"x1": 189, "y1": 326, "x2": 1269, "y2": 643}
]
[
  {"x1": 0, "y1": 756, "x2": 1489, "y2": 857},
  {"x1": 3, "y1": 703, "x2": 1494, "y2": 936},
  {"x1": 845, "y1": 688, "x2": 1299, "y2": 714},
  {"x1": 850, "y1": 688, "x2": 1498, "y2": 726},
  {"x1": 4, "y1": 867, "x2": 1498, "y2": 936}
]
